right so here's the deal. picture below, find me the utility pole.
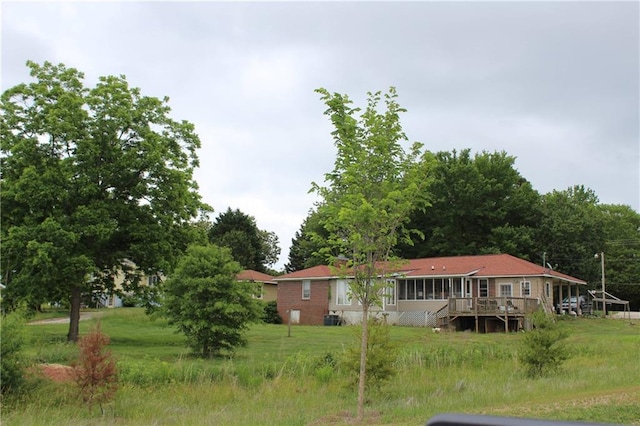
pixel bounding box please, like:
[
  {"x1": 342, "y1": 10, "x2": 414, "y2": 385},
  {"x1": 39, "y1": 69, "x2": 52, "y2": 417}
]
[
  {"x1": 600, "y1": 252, "x2": 606, "y2": 317},
  {"x1": 595, "y1": 252, "x2": 606, "y2": 316}
]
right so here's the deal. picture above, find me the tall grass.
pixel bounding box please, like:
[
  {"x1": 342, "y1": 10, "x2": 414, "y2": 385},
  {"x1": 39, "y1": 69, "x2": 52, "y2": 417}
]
[{"x1": 6, "y1": 309, "x2": 639, "y2": 425}]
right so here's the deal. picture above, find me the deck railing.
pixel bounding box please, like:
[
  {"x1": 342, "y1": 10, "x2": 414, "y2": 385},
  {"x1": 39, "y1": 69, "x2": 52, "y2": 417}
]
[{"x1": 448, "y1": 297, "x2": 539, "y2": 316}]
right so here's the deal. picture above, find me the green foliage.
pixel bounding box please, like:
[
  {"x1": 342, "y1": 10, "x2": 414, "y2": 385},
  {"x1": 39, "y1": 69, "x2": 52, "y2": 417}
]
[
  {"x1": 261, "y1": 300, "x2": 282, "y2": 324},
  {"x1": 285, "y1": 208, "x2": 332, "y2": 273},
  {"x1": 163, "y1": 244, "x2": 263, "y2": 357},
  {"x1": 0, "y1": 308, "x2": 28, "y2": 396},
  {"x1": 398, "y1": 149, "x2": 540, "y2": 259},
  {"x1": 519, "y1": 311, "x2": 570, "y2": 378},
  {"x1": 341, "y1": 318, "x2": 398, "y2": 390},
  {"x1": 208, "y1": 208, "x2": 280, "y2": 273},
  {"x1": 73, "y1": 323, "x2": 118, "y2": 413},
  {"x1": 9, "y1": 309, "x2": 640, "y2": 425},
  {"x1": 600, "y1": 204, "x2": 640, "y2": 310},
  {"x1": 117, "y1": 359, "x2": 223, "y2": 385},
  {"x1": 0, "y1": 60, "x2": 209, "y2": 341},
  {"x1": 312, "y1": 87, "x2": 431, "y2": 419},
  {"x1": 396, "y1": 342, "x2": 514, "y2": 369},
  {"x1": 534, "y1": 185, "x2": 605, "y2": 284}
]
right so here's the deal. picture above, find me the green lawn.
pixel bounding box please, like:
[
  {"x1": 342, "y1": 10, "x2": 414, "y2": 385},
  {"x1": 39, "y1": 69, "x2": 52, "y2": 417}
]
[{"x1": 5, "y1": 308, "x2": 640, "y2": 425}]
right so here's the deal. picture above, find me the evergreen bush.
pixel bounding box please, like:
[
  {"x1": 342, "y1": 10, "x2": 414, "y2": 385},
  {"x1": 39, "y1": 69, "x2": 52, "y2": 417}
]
[{"x1": 519, "y1": 310, "x2": 570, "y2": 378}]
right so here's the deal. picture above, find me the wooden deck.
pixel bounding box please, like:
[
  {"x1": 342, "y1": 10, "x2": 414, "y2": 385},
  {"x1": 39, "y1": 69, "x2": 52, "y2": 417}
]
[{"x1": 447, "y1": 297, "x2": 540, "y2": 332}]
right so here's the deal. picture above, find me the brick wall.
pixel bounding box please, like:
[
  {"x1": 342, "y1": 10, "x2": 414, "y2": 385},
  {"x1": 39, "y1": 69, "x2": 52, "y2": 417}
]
[{"x1": 277, "y1": 279, "x2": 330, "y2": 325}]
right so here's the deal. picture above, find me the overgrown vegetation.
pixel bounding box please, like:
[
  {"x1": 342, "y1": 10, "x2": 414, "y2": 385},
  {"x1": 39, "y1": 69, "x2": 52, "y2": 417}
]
[
  {"x1": 519, "y1": 311, "x2": 570, "y2": 378},
  {"x1": 6, "y1": 308, "x2": 639, "y2": 425},
  {"x1": 0, "y1": 308, "x2": 28, "y2": 396}
]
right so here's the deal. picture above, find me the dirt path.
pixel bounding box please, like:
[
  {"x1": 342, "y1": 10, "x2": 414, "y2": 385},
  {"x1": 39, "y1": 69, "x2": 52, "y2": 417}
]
[{"x1": 27, "y1": 312, "x2": 102, "y2": 325}]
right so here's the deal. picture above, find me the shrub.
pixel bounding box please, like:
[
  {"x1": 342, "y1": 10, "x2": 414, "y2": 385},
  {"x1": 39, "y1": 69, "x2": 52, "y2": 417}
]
[
  {"x1": 163, "y1": 245, "x2": 263, "y2": 357},
  {"x1": 0, "y1": 309, "x2": 27, "y2": 396},
  {"x1": 72, "y1": 323, "x2": 118, "y2": 414},
  {"x1": 262, "y1": 300, "x2": 282, "y2": 324},
  {"x1": 341, "y1": 318, "x2": 397, "y2": 390},
  {"x1": 519, "y1": 310, "x2": 570, "y2": 378}
]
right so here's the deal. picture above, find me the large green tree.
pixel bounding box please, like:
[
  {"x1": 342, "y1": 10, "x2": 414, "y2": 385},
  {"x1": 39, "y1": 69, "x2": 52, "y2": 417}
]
[
  {"x1": 311, "y1": 87, "x2": 432, "y2": 420},
  {"x1": 533, "y1": 185, "x2": 605, "y2": 285},
  {"x1": 285, "y1": 208, "x2": 332, "y2": 273},
  {"x1": 397, "y1": 149, "x2": 540, "y2": 260},
  {"x1": 162, "y1": 244, "x2": 263, "y2": 357},
  {"x1": 600, "y1": 204, "x2": 640, "y2": 309},
  {"x1": 207, "y1": 208, "x2": 280, "y2": 273},
  {"x1": 1, "y1": 61, "x2": 208, "y2": 341}
]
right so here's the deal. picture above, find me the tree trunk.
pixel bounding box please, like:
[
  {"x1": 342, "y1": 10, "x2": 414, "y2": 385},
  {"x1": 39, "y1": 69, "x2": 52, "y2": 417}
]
[
  {"x1": 357, "y1": 306, "x2": 369, "y2": 422},
  {"x1": 67, "y1": 286, "x2": 82, "y2": 342}
]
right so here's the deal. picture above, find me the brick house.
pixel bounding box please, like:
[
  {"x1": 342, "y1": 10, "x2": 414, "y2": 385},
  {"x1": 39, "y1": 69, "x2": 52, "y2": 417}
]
[{"x1": 274, "y1": 254, "x2": 586, "y2": 332}]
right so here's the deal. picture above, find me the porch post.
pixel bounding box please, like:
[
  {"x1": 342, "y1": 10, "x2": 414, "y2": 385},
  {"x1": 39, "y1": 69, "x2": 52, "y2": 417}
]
[
  {"x1": 569, "y1": 285, "x2": 574, "y2": 315},
  {"x1": 558, "y1": 283, "x2": 563, "y2": 315}
]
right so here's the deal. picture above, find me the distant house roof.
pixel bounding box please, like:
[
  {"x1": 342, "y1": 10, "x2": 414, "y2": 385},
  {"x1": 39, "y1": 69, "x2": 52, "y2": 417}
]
[
  {"x1": 272, "y1": 265, "x2": 338, "y2": 281},
  {"x1": 237, "y1": 270, "x2": 276, "y2": 284},
  {"x1": 274, "y1": 254, "x2": 586, "y2": 285}
]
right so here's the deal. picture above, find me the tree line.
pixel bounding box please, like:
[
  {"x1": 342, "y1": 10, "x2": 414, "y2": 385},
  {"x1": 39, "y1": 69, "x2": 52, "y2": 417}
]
[
  {"x1": 287, "y1": 150, "x2": 640, "y2": 309},
  {"x1": 1, "y1": 61, "x2": 638, "y2": 349}
]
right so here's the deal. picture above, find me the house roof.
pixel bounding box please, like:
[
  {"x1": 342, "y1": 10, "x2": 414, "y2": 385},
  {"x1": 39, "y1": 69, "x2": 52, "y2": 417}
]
[
  {"x1": 274, "y1": 254, "x2": 586, "y2": 285},
  {"x1": 273, "y1": 265, "x2": 337, "y2": 281},
  {"x1": 236, "y1": 270, "x2": 276, "y2": 284}
]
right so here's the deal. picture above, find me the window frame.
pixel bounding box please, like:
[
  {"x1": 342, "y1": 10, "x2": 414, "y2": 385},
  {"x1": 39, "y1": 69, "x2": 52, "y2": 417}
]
[
  {"x1": 479, "y1": 279, "x2": 489, "y2": 297},
  {"x1": 499, "y1": 283, "x2": 512, "y2": 297},
  {"x1": 384, "y1": 279, "x2": 396, "y2": 306},
  {"x1": 336, "y1": 279, "x2": 351, "y2": 305},
  {"x1": 302, "y1": 280, "x2": 311, "y2": 300},
  {"x1": 521, "y1": 281, "x2": 531, "y2": 297}
]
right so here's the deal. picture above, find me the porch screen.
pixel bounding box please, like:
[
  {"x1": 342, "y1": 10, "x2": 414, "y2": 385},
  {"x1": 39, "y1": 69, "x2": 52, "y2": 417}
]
[{"x1": 398, "y1": 278, "x2": 448, "y2": 300}]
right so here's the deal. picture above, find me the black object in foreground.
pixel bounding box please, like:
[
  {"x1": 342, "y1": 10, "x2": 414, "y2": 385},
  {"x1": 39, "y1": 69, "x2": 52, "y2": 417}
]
[{"x1": 427, "y1": 414, "x2": 614, "y2": 426}]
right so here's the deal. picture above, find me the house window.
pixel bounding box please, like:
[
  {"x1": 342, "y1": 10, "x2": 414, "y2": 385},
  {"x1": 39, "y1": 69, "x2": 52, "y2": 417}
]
[
  {"x1": 255, "y1": 283, "x2": 264, "y2": 299},
  {"x1": 336, "y1": 279, "x2": 351, "y2": 305},
  {"x1": 546, "y1": 282, "x2": 551, "y2": 298},
  {"x1": 385, "y1": 279, "x2": 396, "y2": 306},
  {"x1": 499, "y1": 283, "x2": 512, "y2": 297},
  {"x1": 302, "y1": 280, "x2": 311, "y2": 300},
  {"x1": 479, "y1": 279, "x2": 488, "y2": 297},
  {"x1": 521, "y1": 281, "x2": 531, "y2": 297},
  {"x1": 147, "y1": 275, "x2": 159, "y2": 286}
]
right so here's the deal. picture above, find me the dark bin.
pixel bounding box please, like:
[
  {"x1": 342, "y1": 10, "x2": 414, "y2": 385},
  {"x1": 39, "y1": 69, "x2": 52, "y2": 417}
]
[{"x1": 323, "y1": 314, "x2": 340, "y2": 326}]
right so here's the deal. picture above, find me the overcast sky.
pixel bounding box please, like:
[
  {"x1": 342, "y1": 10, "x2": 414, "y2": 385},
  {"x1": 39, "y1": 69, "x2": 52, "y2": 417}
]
[{"x1": 2, "y1": 1, "x2": 639, "y2": 270}]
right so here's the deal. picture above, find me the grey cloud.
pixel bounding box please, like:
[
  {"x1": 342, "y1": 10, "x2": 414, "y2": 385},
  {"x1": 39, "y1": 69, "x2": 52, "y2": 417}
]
[{"x1": 2, "y1": 1, "x2": 637, "y2": 268}]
